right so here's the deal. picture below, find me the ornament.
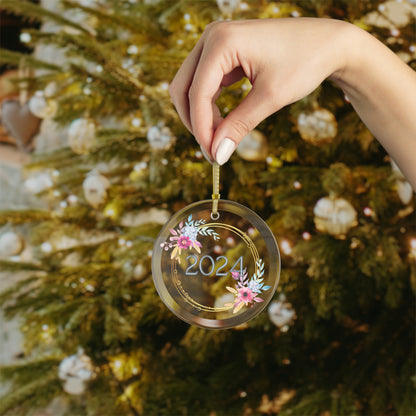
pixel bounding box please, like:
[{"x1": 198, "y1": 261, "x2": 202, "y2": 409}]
[
  {"x1": 44, "y1": 82, "x2": 58, "y2": 97},
  {"x1": 58, "y1": 348, "x2": 95, "y2": 395},
  {"x1": 396, "y1": 181, "x2": 413, "y2": 205},
  {"x1": 82, "y1": 171, "x2": 110, "y2": 208},
  {"x1": 297, "y1": 107, "x2": 337, "y2": 145},
  {"x1": 133, "y1": 263, "x2": 147, "y2": 280},
  {"x1": 68, "y1": 118, "x2": 96, "y2": 155},
  {"x1": 216, "y1": 0, "x2": 240, "y2": 17},
  {"x1": 28, "y1": 91, "x2": 57, "y2": 119},
  {"x1": 131, "y1": 117, "x2": 142, "y2": 127},
  {"x1": 127, "y1": 44, "x2": 139, "y2": 55},
  {"x1": 313, "y1": 196, "x2": 358, "y2": 236},
  {"x1": 67, "y1": 194, "x2": 78, "y2": 205},
  {"x1": 24, "y1": 172, "x2": 53, "y2": 194},
  {"x1": 390, "y1": 159, "x2": 414, "y2": 204},
  {"x1": 280, "y1": 239, "x2": 292, "y2": 255},
  {"x1": 268, "y1": 294, "x2": 296, "y2": 329},
  {"x1": 236, "y1": 129, "x2": 269, "y2": 162},
  {"x1": 146, "y1": 124, "x2": 174, "y2": 150},
  {"x1": 153, "y1": 165, "x2": 280, "y2": 329},
  {"x1": 0, "y1": 231, "x2": 25, "y2": 257},
  {"x1": 1, "y1": 99, "x2": 41, "y2": 151}
]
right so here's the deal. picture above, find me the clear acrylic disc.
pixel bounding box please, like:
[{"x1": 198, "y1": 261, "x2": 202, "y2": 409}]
[{"x1": 152, "y1": 200, "x2": 280, "y2": 329}]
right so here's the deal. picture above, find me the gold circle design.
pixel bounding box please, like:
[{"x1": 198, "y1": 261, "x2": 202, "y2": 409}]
[{"x1": 171, "y1": 222, "x2": 261, "y2": 312}]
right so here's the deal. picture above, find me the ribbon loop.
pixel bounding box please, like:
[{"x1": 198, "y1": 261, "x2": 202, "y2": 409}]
[{"x1": 211, "y1": 163, "x2": 220, "y2": 219}]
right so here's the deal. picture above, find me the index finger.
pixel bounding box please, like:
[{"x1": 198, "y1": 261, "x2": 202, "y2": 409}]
[
  {"x1": 188, "y1": 45, "x2": 233, "y2": 151},
  {"x1": 169, "y1": 37, "x2": 205, "y2": 134}
]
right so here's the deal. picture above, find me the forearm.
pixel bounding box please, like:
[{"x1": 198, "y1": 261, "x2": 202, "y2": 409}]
[{"x1": 330, "y1": 23, "x2": 416, "y2": 190}]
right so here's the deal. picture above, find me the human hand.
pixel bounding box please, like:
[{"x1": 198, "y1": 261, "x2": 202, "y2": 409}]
[{"x1": 169, "y1": 18, "x2": 350, "y2": 165}]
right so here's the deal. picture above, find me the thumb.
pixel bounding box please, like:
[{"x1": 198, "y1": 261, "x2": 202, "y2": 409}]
[{"x1": 212, "y1": 84, "x2": 276, "y2": 165}]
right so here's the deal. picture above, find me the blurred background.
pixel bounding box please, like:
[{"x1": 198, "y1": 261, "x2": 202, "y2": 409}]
[{"x1": 0, "y1": 0, "x2": 415, "y2": 415}]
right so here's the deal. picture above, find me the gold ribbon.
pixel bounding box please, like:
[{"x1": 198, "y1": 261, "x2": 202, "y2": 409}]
[{"x1": 211, "y1": 162, "x2": 220, "y2": 219}]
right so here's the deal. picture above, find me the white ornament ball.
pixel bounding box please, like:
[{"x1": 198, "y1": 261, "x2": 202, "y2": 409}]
[
  {"x1": 61, "y1": 377, "x2": 86, "y2": 395},
  {"x1": 397, "y1": 180, "x2": 413, "y2": 205},
  {"x1": 146, "y1": 125, "x2": 174, "y2": 150},
  {"x1": 133, "y1": 263, "x2": 147, "y2": 280},
  {"x1": 44, "y1": 82, "x2": 58, "y2": 97},
  {"x1": 68, "y1": 118, "x2": 96, "y2": 155},
  {"x1": 236, "y1": 130, "x2": 269, "y2": 162},
  {"x1": 28, "y1": 92, "x2": 57, "y2": 119},
  {"x1": 83, "y1": 172, "x2": 110, "y2": 208},
  {"x1": 313, "y1": 196, "x2": 358, "y2": 236},
  {"x1": 58, "y1": 349, "x2": 94, "y2": 395},
  {"x1": 127, "y1": 44, "x2": 139, "y2": 55},
  {"x1": 0, "y1": 231, "x2": 25, "y2": 257},
  {"x1": 216, "y1": 0, "x2": 240, "y2": 16},
  {"x1": 297, "y1": 108, "x2": 338, "y2": 145},
  {"x1": 390, "y1": 159, "x2": 414, "y2": 204},
  {"x1": 24, "y1": 172, "x2": 53, "y2": 194},
  {"x1": 268, "y1": 295, "x2": 296, "y2": 328}
]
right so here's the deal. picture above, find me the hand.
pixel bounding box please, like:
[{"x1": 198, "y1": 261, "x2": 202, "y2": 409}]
[
  {"x1": 169, "y1": 18, "x2": 416, "y2": 190},
  {"x1": 169, "y1": 18, "x2": 349, "y2": 164}
]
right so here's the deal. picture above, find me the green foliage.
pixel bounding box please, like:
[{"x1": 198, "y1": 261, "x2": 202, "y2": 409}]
[
  {"x1": 0, "y1": 48, "x2": 60, "y2": 72},
  {"x1": 0, "y1": 358, "x2": 61, "y2": 415}
]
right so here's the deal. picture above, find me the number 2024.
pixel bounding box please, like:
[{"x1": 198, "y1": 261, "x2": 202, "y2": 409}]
[{"x1": 185, "y1": 255, "x2": 244, "y2": 277}]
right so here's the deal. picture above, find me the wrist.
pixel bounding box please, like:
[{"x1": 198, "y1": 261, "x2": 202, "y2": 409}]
[{"x1": 328, "y1": 21, "x2": 365, "y2": 88}]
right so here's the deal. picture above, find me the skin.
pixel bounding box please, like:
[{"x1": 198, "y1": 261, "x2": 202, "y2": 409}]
[{"x1": 169, "y1": 18, "x2": 416, "y2": 190}]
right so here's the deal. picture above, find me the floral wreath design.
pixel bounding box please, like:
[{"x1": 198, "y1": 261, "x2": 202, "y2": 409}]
[
  {"x1": 224, "y1": 259, "x2": 271, "y2": 313},
  {"x1": 160, "y1": 215, "x2": 271, "y2": 313},
  {"x1": 160, "y1": 214, "x2": 219, "y2": 263}
]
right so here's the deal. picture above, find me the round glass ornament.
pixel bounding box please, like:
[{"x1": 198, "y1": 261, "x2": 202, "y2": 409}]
[{"x1": 152, "y1": 199, "x2": 280, "y2": 329}]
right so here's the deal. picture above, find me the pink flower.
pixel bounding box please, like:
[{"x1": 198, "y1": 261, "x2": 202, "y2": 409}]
[
  {"x1": 177, "y1": 235, "x2": 191, "y2": 249},
  {"x1": 237, "y1": 287, "x2": 255, "y2": 304},
  {"x1": 231, "y1": 271, "x2": 240, "y2": 280}
]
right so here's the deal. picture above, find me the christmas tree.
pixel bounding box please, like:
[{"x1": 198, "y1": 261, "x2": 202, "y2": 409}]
[{"x1": 0, "y1": 0, "x2": 415, "y2": 415}]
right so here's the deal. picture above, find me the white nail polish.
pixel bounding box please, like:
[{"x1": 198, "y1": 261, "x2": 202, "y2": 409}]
[
  {"x1": 216, "y1": 138, "x2": 236, "y2": 166},
  {"x1": 200, "y1": 146, "x2": 213, "y2": 164}
]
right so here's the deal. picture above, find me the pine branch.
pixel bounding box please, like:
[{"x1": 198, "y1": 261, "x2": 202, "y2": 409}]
[
  {"x1": 0, "y1": 0, "x2": 91, "y2": 34},
  {"x1": 62, "y1": 0, "x2": 162, "y2": 40},
  {"x1": 55, "y1": 32, "x2": 143, "y2": 90},
  {"x1": 0, "y1": 210, "x2": 52, "y2": 226},
  {"x1": 0, "y1": 275, "x2": 40, "y2": 313},
  {"x1": 0, "y1": 362, "x2": 61, "y2": 415},
  {"x1": 0, "y1": 260, "x2": 43, "y2": 272},
  {"x1": 0, "y1": 49, "x2": 61, "y2": 72}
]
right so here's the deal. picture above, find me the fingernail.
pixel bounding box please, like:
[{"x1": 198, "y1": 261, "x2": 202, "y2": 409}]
[
  {"x1": 200, "y1": 146, "x2": 213, "y2": 164},
  {"x1": 215, "y1": 138, "x2": 236, "y2": 166}
]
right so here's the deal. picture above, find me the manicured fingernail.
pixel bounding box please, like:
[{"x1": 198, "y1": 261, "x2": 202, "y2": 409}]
[
  {"x1": 215, "y1": 138, "x2": 236, "y2": 166},
  {"x1": 200, "y1": 146, "x2": 213, "y2": 164}
]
